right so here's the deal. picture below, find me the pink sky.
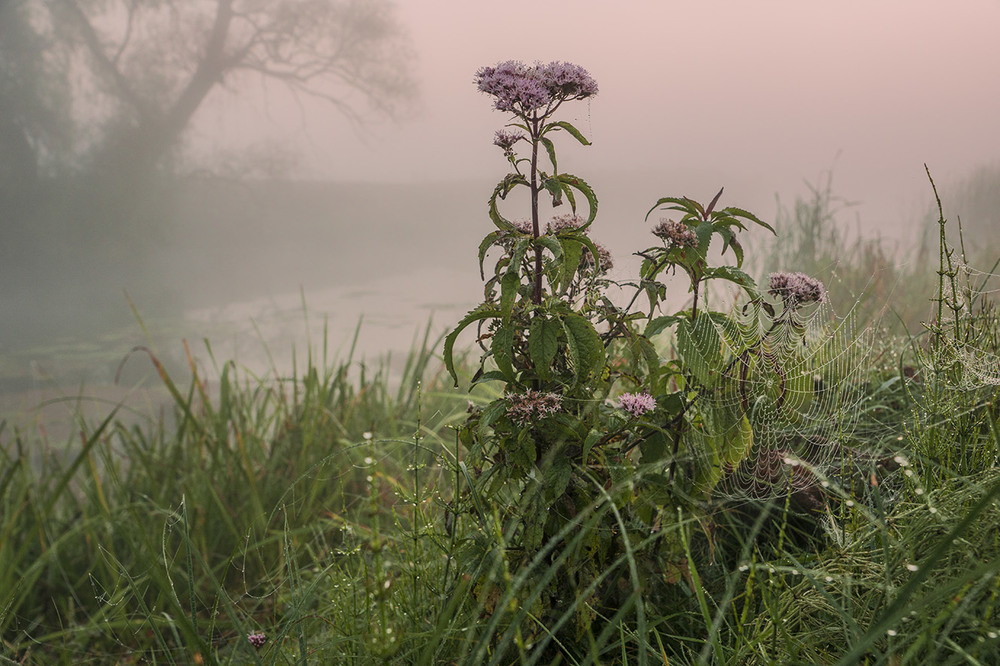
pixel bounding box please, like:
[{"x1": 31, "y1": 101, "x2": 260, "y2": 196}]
[{"x1": 195, "y1": 0, "x2": 1000, "y2": 239}]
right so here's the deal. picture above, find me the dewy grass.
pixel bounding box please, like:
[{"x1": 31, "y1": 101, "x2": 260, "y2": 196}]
[{"x1": 6, "y1": 73, "x2": 1000, "y2": 664}]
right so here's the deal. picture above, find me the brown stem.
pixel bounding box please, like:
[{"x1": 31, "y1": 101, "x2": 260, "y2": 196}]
[
  {"x1": 691, "y1": 278, "x2": 700, "y2": 322},
  {"x1": 530, "y1": 114, "x2": 542, "y2": 305}
]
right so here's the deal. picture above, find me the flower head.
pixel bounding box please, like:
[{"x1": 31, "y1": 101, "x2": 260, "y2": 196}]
[
  {"x1": 546, "y1": 213, "x2": 585, "y2": 234},
  {"x1": 247, "y1": 632, "x2": 267, "y2": 650},
  {"x1": 652, "y1": 219, "x2": 698, "y2": 248},
  {"x1": 579, "y1": 242, "x2": 614, "y2": 274},
  {"x1": 493, "y1": 129, "x2": 523, "y2": 157},
  {"x1": 507, "y1": 390, "x2": 563, "y2": 425},
  {"x1": 617, "y1": 392, "x2": 656, "y2": 418},
  {"x1": 768, "y1": 272, "x2": 826, "y2": 307},
  {"x1": 475, "y1": 60, "x2": 597, "y2": 115},
  {"x1": 511, "y1": 218, "x2": 534, "y2": 234}
]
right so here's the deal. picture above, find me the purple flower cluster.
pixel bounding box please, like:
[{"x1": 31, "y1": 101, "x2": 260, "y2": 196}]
[
  {"x1": 507, "y1": 390, "x2": 563, "y2": 425},
  {"x1": 768, "y1": 271, "x2": 826, "y2": 306},
  {"x1": 579, "y1": 242, "x2": 614, "y2": 274},
  {"x1": 475, "y1": 60, "x2": 598, "y2": 115},
  {"x1": 546, "y1": 213, "x2": 585, "y2": 234},
  {"x1": 652, "y1": 218, "x2": 698, "y2": 248},
  {"x1": 493, "y1": 129, "x2": 523, "y2": 156},
  {"x1": 511, "y1": 218, "x2": 534, "y2": 235},
  {"x1": 618, "y1": 392, "x2": 656, "y2": 418},
  {"x1": 247, "y1": 632, "x2": 267, "y2": 650}
]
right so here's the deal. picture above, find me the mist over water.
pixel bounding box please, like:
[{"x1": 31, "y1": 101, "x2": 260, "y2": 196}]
[{"x1": 2, "y1": 0, "x2": 999, "y2": 432}]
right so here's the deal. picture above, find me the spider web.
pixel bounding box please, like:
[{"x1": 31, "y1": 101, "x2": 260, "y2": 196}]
[{"x1": 679, "y1": 295, "x2": 885, "y2": 503}]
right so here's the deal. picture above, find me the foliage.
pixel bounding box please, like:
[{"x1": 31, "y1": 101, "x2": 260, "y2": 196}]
[{"x1": 5, "y1": 64, "x2": 1000, "y2": 665}]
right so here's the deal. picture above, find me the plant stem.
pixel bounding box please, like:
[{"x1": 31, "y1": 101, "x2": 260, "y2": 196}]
[
  {"x1": 530, "y1": 114, "x2": 542, "y2": 305},
  {"x1": 691, "y1": 278, "x2": 700, "y2": 322}
]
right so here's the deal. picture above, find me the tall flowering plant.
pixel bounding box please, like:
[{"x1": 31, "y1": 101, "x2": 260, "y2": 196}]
[{"x1": 444, "y1": 60, "x2": 828, "y2": 650}]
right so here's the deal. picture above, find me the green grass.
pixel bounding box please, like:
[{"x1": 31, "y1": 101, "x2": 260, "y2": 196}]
[{"x1": 4, "y1": 188, "x2": 1000, "y2": 663}]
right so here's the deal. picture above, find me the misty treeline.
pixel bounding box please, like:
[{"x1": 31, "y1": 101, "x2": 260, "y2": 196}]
[{"x1": 0, "y1": 0, "x2": 415, "y2": 342}]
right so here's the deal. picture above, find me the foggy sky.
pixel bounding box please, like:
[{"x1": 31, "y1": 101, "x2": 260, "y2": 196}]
[{"x1": 193, "y1": 0, "x2": 1000, "y2": 241}]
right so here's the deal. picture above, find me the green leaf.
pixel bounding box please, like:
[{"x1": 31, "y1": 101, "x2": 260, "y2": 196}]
[
  {"x1": 444, "y1": 305, "x2": 502, "y2": 386},
  {"x1": 478, "y1": 231, "x2": 500, "y2": 280},
  {"x1": 471, "y1": 370, "x2": 509, "y2": 386},
  {"x1": 500, "y1": 270, "x2": 520, "y2": 323},
  {"x1": 543, "y1": 455, "x2": 573, "y2": 502},
  {"x1": 722, "y1": 415, "x2": 753, "y2": 466},
  {"x1": 719, "y1": 206, "x2": 776, "y2": 234},
  {"x1": 582, "y1": 429, "x2": 601, "y2": 465},
  {"x1": 478, "y1": 398, "x2": 508, "y2": 441},
  {"x1": 516, "y1": 427, "x2": 537, "y2": 468},
  {"x1": 491, "y1": 324, "x2": 517, "y2": 383},
  {"x1": 539, "y1": 136, "x2": 558, "y2": 173},
  {"x1": 676, "y1": 316, "x2": 723, "y2": 387},
  {"x1": 557, "y1": 238, "x2": 584, "y2": 294},
  {"x1": 488, "y1": 173, "x2": 528, "y2": 231},
  {"x1": 546, "y1": 120, "x2": 592, "y2": 146},
  {"x1": 534, "y1": 234, "x2": 563, "y2": 263},
  {"x1": 644, "y1": 315, "x2": 682, "y2": 338},
  {"x1": 640, "y1": 430, "x2": 668, "y2": 464},
  {"x1": 562, "y1": 312, "x2": 605, "y2": 384},
  {"x1": 705, "y1": 266, "x2": 760, "y2": 299},
  {"x1": 555, "y1": 174, "x2": 598, "y2": 227},
  {"x1": 644, "y1": 196, "x2": 701, "y2": 222},
  {"x1": 542, "y1": 175, "x2": 563, "y2": 207},
  {"x1": 529, "y1": 316, "x2": 560, "y2": 381}
]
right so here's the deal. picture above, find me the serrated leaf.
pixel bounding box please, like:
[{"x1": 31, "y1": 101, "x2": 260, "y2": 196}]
[
  {"x1": 478, "y1": 231, "x2": 500, "y2": 281},
  {"x1": 500, "y1": 270, "x2": 520, "y2": 323},
  {"x1": 542, "y1": 174, "x2": 563, "y2": 207},
  {"x1": 644, "y1": 315, "x2": 682, "y2": 338},
  {"x1": 644, "y1": 197, "x2": 701, "y2": 222},
  {"x1": 529, "y1": 316, "x2": 559, "y2": 381},
  {"x1": 722, "y1": 415, "x2": 753, "y2": 466},
  {"x1": 478, "y1": 397, "x2": 509, "y2": 441},
  {"x1": 676, "y1": 316, "x2": 722, "y2": 387},
  {"x1": 556, "y1": 174, "x2": 598, "y2": 227},
  {"x1": 488, "y1": 174, "x2": 528, "y2": 231},
  {"x1": 543, "y1": 455, "x2": 573, "y2": 502},
  {"x1": 516, "y1": 427, "x2": 537, "y2": 468},
  {"x1": 444, "y1": 305, "x2": 502, "y2": 385},
  {"x1": 562, "y1": 313, "x2": 605, "y2": 384},
  {"x1": 491, "y1": 324, "x2": 516, "y2": 383},
  {"x1": 534, "y1": 234, "x2": 563, "y2": 262},
  {"x1": 558, "y1": 238, "x2": 584, "y2": 294},
  {"x1": 706, "y1": 266, "x2": 760, "y2": 299},
  {"x1": 719, "y1": 206, "x2": 776, "y2": 234}
]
